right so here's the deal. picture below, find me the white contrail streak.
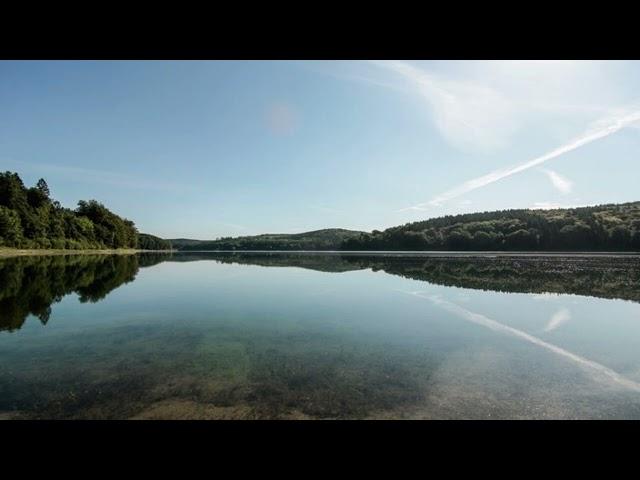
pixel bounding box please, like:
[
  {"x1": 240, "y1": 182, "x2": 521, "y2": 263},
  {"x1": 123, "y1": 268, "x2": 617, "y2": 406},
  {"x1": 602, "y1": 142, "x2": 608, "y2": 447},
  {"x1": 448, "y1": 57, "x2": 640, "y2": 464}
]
[
  {"x1": 400, "y1": 109, "x2": 640, "y2": 211},
  {"x1": 404, "y1": 291, "x2": 640, "y2": 392}
]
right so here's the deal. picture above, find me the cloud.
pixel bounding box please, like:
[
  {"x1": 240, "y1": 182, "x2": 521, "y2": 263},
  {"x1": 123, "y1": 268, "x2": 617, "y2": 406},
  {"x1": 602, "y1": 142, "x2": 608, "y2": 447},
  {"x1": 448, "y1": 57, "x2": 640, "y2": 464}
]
[
  {"x1": 398, "y1": 107, "x2": 640, "y2": 212},
  {"x1": 2, "y1": 158, "x2": 196, "y2": 193},
  {"x1": 265, "y1": 102, "x2": 298, "y2": 136},
  {"x1": 370, "y1": 60, "x2": 517, "y2": 152},
  {"x1": 544, "y1": 308, "x2": 571, "y2": 332},
  {"x1": 541, "y1": 168, "x2": 573, "y2": 194}
]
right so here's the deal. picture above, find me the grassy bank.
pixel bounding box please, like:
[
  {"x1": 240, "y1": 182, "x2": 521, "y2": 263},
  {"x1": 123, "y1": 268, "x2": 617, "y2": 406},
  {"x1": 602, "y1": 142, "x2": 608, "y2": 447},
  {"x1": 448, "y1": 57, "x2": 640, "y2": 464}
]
[{"x1": 0, "y1": 248, "x2": 173, "y2": 258}]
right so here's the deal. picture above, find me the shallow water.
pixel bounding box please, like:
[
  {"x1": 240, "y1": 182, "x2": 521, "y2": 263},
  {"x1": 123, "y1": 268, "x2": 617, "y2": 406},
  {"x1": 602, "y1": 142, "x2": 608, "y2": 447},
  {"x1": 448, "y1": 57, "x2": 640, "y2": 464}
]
[{"x1": 1, "y1": 252, "x2": 640, "y2": 419}]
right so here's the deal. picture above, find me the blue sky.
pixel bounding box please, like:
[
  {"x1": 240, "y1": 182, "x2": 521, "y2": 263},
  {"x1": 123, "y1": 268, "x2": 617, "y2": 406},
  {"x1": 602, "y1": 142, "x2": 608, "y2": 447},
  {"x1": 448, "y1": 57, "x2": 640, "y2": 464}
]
[{"x1": 1, "y1": 60, "x2": 640, "y2": 238}]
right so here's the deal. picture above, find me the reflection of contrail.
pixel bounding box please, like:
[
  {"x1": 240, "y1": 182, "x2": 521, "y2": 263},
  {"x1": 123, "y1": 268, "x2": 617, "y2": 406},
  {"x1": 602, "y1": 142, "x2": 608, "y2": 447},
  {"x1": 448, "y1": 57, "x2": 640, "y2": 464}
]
[
  {"x1": 400, "y1": 109, "x2": 640, "y2": 211},
  {"x1": 405, "y1": 291, "x2": 640, "y2": 392},
  {"x1": 544, "y1": 307, "x2": 571, "y2": 332}
]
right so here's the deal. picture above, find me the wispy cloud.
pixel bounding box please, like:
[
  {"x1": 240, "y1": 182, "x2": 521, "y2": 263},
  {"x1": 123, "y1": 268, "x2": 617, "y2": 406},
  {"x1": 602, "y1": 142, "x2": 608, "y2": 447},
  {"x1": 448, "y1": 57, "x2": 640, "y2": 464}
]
[
  {"x1": 398, "y1": 107, "x2": 640, "y2": 212},
  {"x1": 544, "y1": 308, "x2": 571, "y2": 332},
  {"x1": 541, "y1": 168, "x2": 573, "y2": 194},
  {"x1": 3, "y1": 158, "x2": 196, "y2": 193},
  {"x1": 405, "y1": 291, "x2": 640, "y2": 392},
  {"x1": 370, "y1": 60, "x2": 517, "y2": 152}
]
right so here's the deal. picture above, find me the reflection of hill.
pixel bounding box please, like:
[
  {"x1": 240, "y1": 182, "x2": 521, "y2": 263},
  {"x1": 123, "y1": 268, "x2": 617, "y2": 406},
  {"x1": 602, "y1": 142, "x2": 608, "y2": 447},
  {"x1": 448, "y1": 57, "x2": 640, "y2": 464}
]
[
  {"x1": 3, "y1": 252, "x2": 638, "y2": 333},
  {"x1": 354, "y1": 255, "x2": 640, "y2": 303},
  {"x1": 0, "y1": 254, "x2": 168, "y2": 332},
  {"x1": 170, "y1": 251, "x2": 366, "y2": 273},
  {"x1": 186, "y1": 252, "x2": 640, "y2": 303}
]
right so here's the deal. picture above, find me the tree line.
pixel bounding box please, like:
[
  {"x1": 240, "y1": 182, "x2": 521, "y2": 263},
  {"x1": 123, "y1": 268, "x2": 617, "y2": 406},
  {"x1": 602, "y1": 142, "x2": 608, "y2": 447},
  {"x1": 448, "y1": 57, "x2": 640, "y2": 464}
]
[
  {"x1": 342, "y1": 202, "x2": 640, "y2": 251},
  {"x1": 0, "y1": 171, "x2": 171, "y2": 250}
]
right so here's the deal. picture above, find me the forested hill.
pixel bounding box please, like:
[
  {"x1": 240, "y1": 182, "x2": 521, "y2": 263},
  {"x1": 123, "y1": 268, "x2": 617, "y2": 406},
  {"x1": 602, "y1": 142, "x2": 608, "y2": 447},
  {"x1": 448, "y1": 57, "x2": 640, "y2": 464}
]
[
  {"x1": 172, "y1": 203, "x2": 640, "y2": 252},
  {"x1": 343, "y1": 202, "x2": 640, "y2": 251},
  {"x1": 177, "y1": 228, "x2": 366, "y2": 251},
  {"x1": 0, "y1": 171, "x2": 171, "y2": 250}
]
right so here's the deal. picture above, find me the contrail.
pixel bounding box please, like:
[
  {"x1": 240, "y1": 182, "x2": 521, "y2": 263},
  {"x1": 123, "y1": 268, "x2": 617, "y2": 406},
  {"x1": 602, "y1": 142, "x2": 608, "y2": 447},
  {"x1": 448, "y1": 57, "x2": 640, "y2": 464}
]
[
  {"x1": 405, "y1": 291, "x2": 640, "y2": 392},
  {"x1": 400, "y1": 108, "x2": 640, "y2": 211}
]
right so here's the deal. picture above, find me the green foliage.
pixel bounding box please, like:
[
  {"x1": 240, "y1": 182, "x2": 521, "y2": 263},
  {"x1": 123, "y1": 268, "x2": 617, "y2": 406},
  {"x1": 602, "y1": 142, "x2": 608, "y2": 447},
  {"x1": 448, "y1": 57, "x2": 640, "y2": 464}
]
[
  {"x1": 0, "y1": 171, "x2": 170, "y2": 251},
  {"x1": 178, "y1": 229, "x2": 365, "y2": 251},
  {"x1": 138, "y1": 233, "x2": 172, "y2": 250},
  {"x1": 0, "y1": 205, "x2": 23, "y2": 247},
  {"x1": 342, "y1": 202, "x2": 640, "y2": 251}
]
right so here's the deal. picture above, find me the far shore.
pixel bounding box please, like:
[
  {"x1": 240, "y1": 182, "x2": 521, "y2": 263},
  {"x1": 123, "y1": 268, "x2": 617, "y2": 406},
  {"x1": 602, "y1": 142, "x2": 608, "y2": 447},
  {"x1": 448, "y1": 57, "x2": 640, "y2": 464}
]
[
  {"x1": 1, "y1": 248, "x2": 638, "y2": 259},
  {"x1": 0, "y1": 248, "x2": 175, "y2": 258}
]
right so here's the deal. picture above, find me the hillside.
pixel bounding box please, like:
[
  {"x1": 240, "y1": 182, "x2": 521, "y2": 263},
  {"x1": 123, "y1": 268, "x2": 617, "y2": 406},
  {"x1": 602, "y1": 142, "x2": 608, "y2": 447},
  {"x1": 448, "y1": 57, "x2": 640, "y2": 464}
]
[
  {"x1": 343, "y1": 202, "x2": 640, "y2": 251},
  {"x1": 177, "y1": 228, "x2": 366, "y2": 251}
]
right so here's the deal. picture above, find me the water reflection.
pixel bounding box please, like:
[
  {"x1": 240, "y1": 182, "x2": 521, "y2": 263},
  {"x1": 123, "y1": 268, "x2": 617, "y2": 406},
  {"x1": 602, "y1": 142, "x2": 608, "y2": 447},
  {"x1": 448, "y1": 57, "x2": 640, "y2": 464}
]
[
  {"x1": 183, "y1": 252, "x2": 640, "y2": 302},
  {"x1": 1, "y1": 252, "x2": 639, "y2": 333},
  {"x1": 0, "y1": 253, "x2": 167, "y2": 331},
  {"x1": 2, "y1": 252, "x2": 640, "y2": 419}
]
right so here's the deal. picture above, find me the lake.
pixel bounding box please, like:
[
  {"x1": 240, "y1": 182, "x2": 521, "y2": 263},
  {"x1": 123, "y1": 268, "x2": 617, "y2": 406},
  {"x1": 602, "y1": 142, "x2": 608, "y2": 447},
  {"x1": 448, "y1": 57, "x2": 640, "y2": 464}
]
[{"x1": 2, "y1": 251, "x2": 640, "y2": 419}]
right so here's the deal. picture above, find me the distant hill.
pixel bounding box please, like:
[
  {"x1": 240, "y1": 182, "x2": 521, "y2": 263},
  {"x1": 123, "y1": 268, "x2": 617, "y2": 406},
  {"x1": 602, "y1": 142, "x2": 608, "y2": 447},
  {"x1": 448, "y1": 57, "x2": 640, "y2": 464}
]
[
  {"x1": 169, "y1": 202, "x2": 640, "y2": 252},
  {"x1": 167, "y1": 238, "x2": 205, "y2": 249},
  {"x1": 176, "y1": 228, "x2": 366, "y2": 251},
  {"x1": 343, "y1": 202, "x2": 640, "y2": 251},
  {"x1": 138, "y1": 233, "x2": 172, "y2": 250}
]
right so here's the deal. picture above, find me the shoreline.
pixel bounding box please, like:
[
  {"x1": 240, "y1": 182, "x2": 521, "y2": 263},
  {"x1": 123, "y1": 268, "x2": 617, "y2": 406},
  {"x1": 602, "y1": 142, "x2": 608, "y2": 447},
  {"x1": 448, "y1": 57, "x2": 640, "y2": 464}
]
[
  {"x1": 176, "y1": 250, "x2": 640, "y2": 257},
  {"x1": 0, "y1": 248, "x2": 174, "y2": 258},
  {"x1": 1, "y1": 248, "x2": 638, "y2": 259}
]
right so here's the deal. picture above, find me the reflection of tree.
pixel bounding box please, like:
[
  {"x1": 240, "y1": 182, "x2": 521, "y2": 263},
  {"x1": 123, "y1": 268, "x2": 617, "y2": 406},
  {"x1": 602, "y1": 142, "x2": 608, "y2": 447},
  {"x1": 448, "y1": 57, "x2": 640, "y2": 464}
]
[
  {"x1": 0, "y1": 254, "x2": 168, "y2": 332},
  {"x1": 180, "y1": 251, "x2": 365, "y2": 273},
  {"x1": 199, "y1": 252, "x2": 640, "y2": 303},
  {"x1": 4, "y1": 251, "x2": 638, "y2": 333},
  {"x1": 354, "y1": 255, "x2": 640, "y2": 303}
]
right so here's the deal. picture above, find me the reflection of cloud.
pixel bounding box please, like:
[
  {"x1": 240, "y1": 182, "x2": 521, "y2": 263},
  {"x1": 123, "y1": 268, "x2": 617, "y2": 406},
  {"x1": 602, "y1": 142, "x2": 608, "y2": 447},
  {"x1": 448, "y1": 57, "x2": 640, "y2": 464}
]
[
  {"x1": 541, "y1": 168, "x2": 573, "y2": 194},
  {"x1": 544, "y1": 307, "x2": 571, "y2": 332},
  {"x1": 405, "y1": 291, "x2": 640, "y2": 392},
  {"x1": 266, "y1": 102, "x2": 298, "y2": 135}
]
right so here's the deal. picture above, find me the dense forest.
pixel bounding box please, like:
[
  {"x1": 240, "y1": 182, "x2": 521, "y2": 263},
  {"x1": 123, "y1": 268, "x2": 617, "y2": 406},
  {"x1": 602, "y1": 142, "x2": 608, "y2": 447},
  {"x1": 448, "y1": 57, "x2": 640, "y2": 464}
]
[
  {"x1": 0, "y1": 172, "x2": 171, "y2": 250},
  {"x1": 172, "y1": 202, "x2": 640, "y2": 252},
  {"x1": 176, "y1": 228, "x2": 365, "y2": 251},
  {"x1": 342, "y1": 202, "x2": 640, "y2": 251},
  {"x1": 138, "y1": 233, "x2": 172, "y2": 251}
]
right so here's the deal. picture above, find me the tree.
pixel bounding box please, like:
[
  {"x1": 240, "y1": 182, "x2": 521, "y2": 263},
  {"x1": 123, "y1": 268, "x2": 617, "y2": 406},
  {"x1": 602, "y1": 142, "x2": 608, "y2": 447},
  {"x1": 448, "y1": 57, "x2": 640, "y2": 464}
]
[
  {"x1": 0, "y1": 205, "x2": 23, "y2": 246},
  {"x1": 608, "y1": 226, "x2": 630, "y2": 249},
  {"x1": 36, "y1": 178, "x2": 50, "y2": 197}
]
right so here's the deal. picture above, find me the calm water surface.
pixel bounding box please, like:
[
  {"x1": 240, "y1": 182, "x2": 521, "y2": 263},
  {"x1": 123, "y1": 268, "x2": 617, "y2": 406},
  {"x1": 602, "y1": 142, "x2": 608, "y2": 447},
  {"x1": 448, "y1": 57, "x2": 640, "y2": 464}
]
[{"x1": 1, "y1": 252, "x2": 640, "y2": 419}]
